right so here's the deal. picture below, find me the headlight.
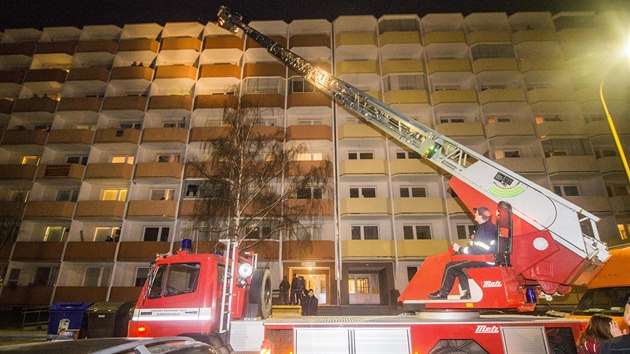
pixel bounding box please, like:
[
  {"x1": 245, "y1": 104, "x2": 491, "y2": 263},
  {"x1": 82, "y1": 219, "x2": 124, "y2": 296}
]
[{"x1": 238, "y1": 263, "x2": 253, "y2": 278}]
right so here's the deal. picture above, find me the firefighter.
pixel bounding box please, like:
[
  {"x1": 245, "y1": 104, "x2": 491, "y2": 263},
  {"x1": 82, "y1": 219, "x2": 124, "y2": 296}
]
[
  {"x1": 302, "y1": 289, "x2": 318, "y2": 316},
  {"x1": 290, "y1": 274, "x2": 303, "y2": 305},
  {"x1": 599, "y1": 295, "x2": 630, "y2": 353},
  {"x1": 279, "y1": 276, "x2": 290, "y2": 305},
  {"x1": 428, "y1": 206, "x2": 497, "y2": 300}
]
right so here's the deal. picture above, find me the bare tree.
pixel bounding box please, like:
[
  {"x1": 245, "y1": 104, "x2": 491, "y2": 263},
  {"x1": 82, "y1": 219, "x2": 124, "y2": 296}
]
[
  {"x1": 186, "y1": 107, "x2": 331, "y2": 248},
  {"x1": 0, "y1": 119, "x2": 25, "y2": 252}
]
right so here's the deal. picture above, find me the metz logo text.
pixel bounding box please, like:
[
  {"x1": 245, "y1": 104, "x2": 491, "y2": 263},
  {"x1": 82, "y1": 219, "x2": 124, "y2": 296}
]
[
  {"x1": 475, "y1": 325, "x2": 500, "y2": 334},
  {"x1": 483, "y1": 281, "x2": 502, "y2": 288}
]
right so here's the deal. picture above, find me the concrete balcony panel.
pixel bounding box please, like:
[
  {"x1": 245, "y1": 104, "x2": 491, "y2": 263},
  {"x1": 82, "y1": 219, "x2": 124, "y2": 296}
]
[
  {"x1": 199, "y1": 64, "x2": 241, "y2": 79},
  {"x1": 0, "y1": 69, "x2": 25, "y2": 84},
  {"x1": 557, "y1": 28, "x2": 599, "y2": 43},
  {"x1": 110, "y1": 287, "x2": 142, "y2": 302},
  {"x1": 47, "y1": 129, "x2": 94, "y2": 145},
  {"x1": 0, "y1": 201, "x2": 23, "y2": 218},
  {"x1": 0, "y1": 130, "x2": 47, "y2": 145},
  {"x1": 335, "y1": 32, "x2": 377, "y2": 47},
  {"x1": 339, "y1": 159, "x2": 387, "y2": 175},
  {"x1": 0, "y1": 286, "x2": 54, "y2": 306},
  {"x1": 436, "y1": 122, "x2": 484, "y2": 137},
  {"x1": 24, "y1": 201, "x2": 74, "y2": 218},
  {"x1": 127, "y1": 200, "x2": 177, "y2": 218},
  {"x1": 0, "y1": 42, "x2": 36, "y2": 56},
  {"x1": 154, "y1": 65, "x2": 197, "y2": 80},
  {"x1": 495, "y1": 158, "x2": 546, "y2": 174},
  {"x1": 427, "y1": 59, "x2": 471, "y2": 74},
  {"x1": 390, "y1": 159, "x2": 437, "y2": 175},
  {"x1": 178, "y1": 199, "x2": 201, "y2": 216},
  {"x1": 75, "y1": 200, "x2": 125, "y2": 219},
  {"x1": 0, "y1": 164, "x2": 37, "y2": 180},
  {"x1": 446, "y1": 198, "x2": 468, "y2": 215},
  {"x1": 545, "y1": 156, "x2": 598, "y2": 174},
  {"x1": 287, "y1": 160, "x2": 332, "y2": 177},
  {"x1": 466, "y1": 30, "x2": 512, "y2": 45},
  {"x1": 340, "y1": 198, "x2": 390, "y2": 215},
  {"x1": 394, "y1": 197, "x2": 445, "y2": 215},
  {"x1": 564, "y1": 196, "x2": 611, "y2": 213},
  {"x1": 485, "y1": 122, "x2": 535, "y2": 138},
  {"x1": 134, "y1": 162, "x2": 183, "y2": 179},
  {"x1": 12, "y1": 241, "x2": 64, "y2": 261},
  {"x1": 381, "y1": 60, "x2": 424, "y2": 75},
  {"x1": 117, "y1": 241, "x2": 171, "y2": 261},
  {"x1": 285, "y1": 199, "x2": 334, "y2": 216},
  {"x1": 110, "y1": 66, "x2": 154, "y2": 80},
  {"x1": 472, "y1": 58, "x2": 519, "y2": 73},
  {"x1": 118, "y1": 38, "x2": 159, "y2": 52},
  {"x1": 610, "y1": 196, "x2": 630, "y2": 214},
  {"x1": 336, "y1": 60, "x2": 378, "y2": 75},
  {"x1": 535, "y1": 122, "x2": 585, "y2": 137},
  {"x1": 431, "y1": 89, "x2": 478, "y2": 105},
  {"x1": 283, "y1": 240, "x2": 335, "y2": 260},
  {"x1": 338, "y1": 124, "x2": 383, "y2": 139},
  {"x1": 423, "y1": 30, "x2": 466, "y2": 45},
  {"x1": 94, "y1": 128, "x2": 140, "y2": 144},
  {"x1": 383, "y1": 90, "x2": 429, "y2": 105},
  {"x1": 85, "y1": 163, "x2": 133, "y2": 179},
  {"x1": 37, "y1": 164, "x2": 84, "y2": 180},
  {"x1": 527, "y1": 87, "x2": 574, "y2": 103},
  {"x1": 397, "y1": 240, "x2": 450, "y2": 258},
  {"x1": 342, "y1": 240, "x2": 394, "y2": 259},
  {"x1": 148, "y1": 95, "x2": 192, "y2": 111},
  {"x1": 290, "y1": 34, "x2": 331, "y2": 48},
  {"x1": 57, "y1": 96, "x2": 102, "y2": 112},
  {"x1": 189, "y1": 127, "x2": 229, "y2": 142},
  {"x1": 76, "y1": 39, "x2": 117, "y2": 53},
  {"x1": 596, "y1": 157, "x2": 623, "y2": 174},
  {"x1": 479, "y1": 88, "x2": 526, "y2": 104},
  {"x1": 194, "y1": 94, "x2": 238, "y2": 110},
  {"x1": 161, "y1": 37, "x2": 201, "y2": 51},
  {"x1": 34, "y1": 41, "x2": 77, "y2": 55},
  {"x1": 379, "y1": 32, "x2": 421, "y2": 46},
  {"x1": 512, "y1": 29, "x2": 557, "y2": 44},
  {"x1": 102, "y1": 96, "x2": 147, "y2": 111},
  {"x1": 243, "y1": 63, "x2": 286, "y2": 78},
  {"x1": 519, "y1": 59, "x2": 565, "y2": 72},
  {"x1": 241, "y1": 93, "x2": 284, "y2": 108},
  {"x1": 247, "y1": 35, "x2": 287, "y2": 49},
  {"x1": 67, "y1": 66, "x2": 110, "y2": 81},
  {"x1": 141, "y1": 127, "x2": 187, "y2": 144},
  {"x1": 64, "y1": 241, "x2": 116, "y2": 261},
  {"x1": 24, "y1": 68, "x2": 67, "y2": 83},
  {"x1": 12, "y1": 97, "x2": 58, "y2": 113},
  {"x1": 287, "y1": 92, "x2": 332, "y2": 108},
  {"x1": 203, "y1": 36, "x2": 244, "y2": 50},
  {"x1": 286, "y1": 125, "x2": 332, "y2": 141},
  {"x1": 54, "y1": 287, "x2": 108, "y2": 303},
  {"x1": 0, "y1": 99, "x2": 13, "y2": 114}
]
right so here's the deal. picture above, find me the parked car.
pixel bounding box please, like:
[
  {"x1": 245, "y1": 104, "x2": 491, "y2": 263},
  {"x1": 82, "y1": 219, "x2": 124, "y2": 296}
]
[{"x1": 0, "y1": 336, "x2": 218, "y2": 354}]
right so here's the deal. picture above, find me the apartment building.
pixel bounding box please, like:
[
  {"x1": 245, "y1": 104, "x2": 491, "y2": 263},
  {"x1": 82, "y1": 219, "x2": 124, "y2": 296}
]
[{"x1": 0, "y1": 10, "x2": 628, "y2": 309}]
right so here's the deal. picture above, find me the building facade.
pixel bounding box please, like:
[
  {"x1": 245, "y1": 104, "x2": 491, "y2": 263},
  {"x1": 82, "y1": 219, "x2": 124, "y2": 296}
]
[{"x1": 0, "y1": 10, "x2": 628, "y2": 308}]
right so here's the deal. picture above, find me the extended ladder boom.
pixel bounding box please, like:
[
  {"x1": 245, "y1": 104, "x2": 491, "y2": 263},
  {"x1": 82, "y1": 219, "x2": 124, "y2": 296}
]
[{"x1": 216, "y1": 7, "x2": 608, "y2": 273}]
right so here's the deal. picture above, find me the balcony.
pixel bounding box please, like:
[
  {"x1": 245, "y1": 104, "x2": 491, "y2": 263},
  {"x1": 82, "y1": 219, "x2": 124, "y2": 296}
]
[
  {"x1": 396, "y1": 240, "x2": 450, "y2": 258},
  {"x1": 134, "y1": 162, "x2": 182, "y2": 179},
  {"x1": 527, "y1": 87, "x2": 574, "y2": 103},
  {"x1": 535, "y1": 122, "x2": 585, "y2": 137},
  {"x1": 287, "y1": 92, "x2": 332, "y2": 108},
  {"x1": 147, "y1": 95, "x2": 192, "y2": 111},
  {"x1": 564, "y1": 196, "x2": 611, "y2": 213},
  {"x1": 423, "y1": 30, "x2": 466, "y2": 45},
  {"x1": 118, "y1": 38, "x2": 159, "y2": 52},
  {"x1": 189, "y1": 127, "x2": 229, "y2": 142},
  {"x1": 75, "y1": 200, "x2": 125, "y2": 219},
  {"x1": 283, "y1": 240, "x2": 335, "y2": 260},
  {"x1": 0, "y1": 99, "x2": 13, "y2": 114},
  {"x1": 427, "y1": 59, "x2": 471, "y2": 74},
  {"x1": 12, "y1": 97, "x2": 58, "y2": 113},
  {"x1": 141, "y1": 127, "x2": 187, "y2": 144},
  {"x1": 0, "y1": 69, "x2": 25, "y2": 84},
  {"x1": 117, "y1": 241, "x2": 172, "y2": 261},
  {"x1": 161, "y1": 37, "x2": 201, "y2": 51},
  {"x1": 338, "y1": 124, "x2": 383, "y2": 139},
  {"x1": 479, "y1": 88, "x2": 526, "y2": 104},
  {"x1": 290, "y1": 34, "x2": 331, "y2": 48},
  {"x1": 342, "y1": 240, "x2": 394, "y2": 259},
  {"x1": 110, "y1": 66, "x2": 154, "y2": 81},
  {"x1": 127, "y1": 200, "x2": 177, "y2": 218},
  {"x1": 24, "y1": 68, "x2": 67, "y2": 83},
  {"x1": 198, "y1": 63, "x2": 241, "y2": 79},
  {"x1": 495, "y1": 158, "x2": 546, "y2": 174},
  {"x1": 34, "y1": 41, "x2": 77, "y2": 55},
  {"x1": 247, "y1": 35, "x2": 287, "y2": 49},
  {"x1": 340, "y1": 198, "x2": 390, "y2": 215},
  {"x1": 0, "y1": 286, "x2": 54, "y2": 306},
  {"x1": 383, "y1": 90, "x2": 429, "y2": 105},
  {"x1": 36, "y1": 164, "x2": 84, "y2": 180},
  {"x1": 47, "y1": 129, "x2": 94, "y2": 145},
  {"x1": 472, "y1": 58, "x2": 519, "y2": 73},
  {"x1": 178, "y1": 199, "x2": 201, "y2": 216},
  {"x1": 286, "y1": 125, "x2": 332, "y2": 141},
  {"x1": 284, "y1": 199, "x2": 334, "y2": 216},
  {"x1": 436, "y1": 122, "x2": 484, "y2": 137},
  {"x1": 154, "y1": 65, "x2": 197, "y2": 80},
  {"x1": 241, "y1": 93, "x2": 284, "y2": 108},
  {"x1": 67, "y1": 66, "x2": 110, "y2": 81},
  {"x1": 203, "y1": 36, "x2": 244, "y2": 50},
  {"x1": 431, "y1": 90, "x2": 477, "y2": 105},
  {"x1": 610, "y1": 196, "x2": 630, "y2": 214},
  {"x1": 466, "y1": 30, "x2": 511, "y2": 45},
  {"x1": 378, "y1": 32, "x2": 421, "y2": 46},
  {"x1": 54, "y1": 287, "x2": 108, "y2": 303},
  {"x1": 24, "y1": 201, "x2": 75, "y2": 219},
  {"x1": 287, "y1": 160, "x2": 332, "y2": 177},
  {"x1": 519, "y1": 59, "x2": 565, "y2": 72},
  {"x1": 485, "y1": 122, "x2": 535, "y2": 138},
  {"x1": 0, "y1": 130, "x2": 47, "y2": 145},
  {"x1": 57, "y1": 97, "x2": 102, "y2": 112},
  {"x1": 76, "y1": 39, "x2": 118, "y2": 54},
  {"x1": 102, "y1": 96, "x2": 147, "y2": 111},
  {"x1": 339, "y1": 159, "x2": 387, "y2": 175},
  {"x1": 94, "y1": 128, "x2": 140, "y2": 144},
  {"x1": 243, "y1": 63, "x2": 286, "y2": 78},
  {"x1": 393, "y1": 197, "x2": 445, "y2": 215},
  {"x1": 446, "y1": 198, "x2": 467, "y2": 215},
  {"x1": 512, "y1": 29, "x2": 557, "y2": 44},
  {"x1": 382, "y1": 60, "x2": 424, "y2": 75},
  {"x1": 597, "y1": 157, "x2": 623, "y2": 174},
  {"x1": 194, "y1": 94, "x2": 238, "y2": 110},
  {"x1": 389, "y1": 159, "x2": 437, "y2": 175},
  {"x1": 12, "y1": 241, "x2": 64, "y2": 261},
  {"x1": 0, "y1": 42, "x2": 36, "y2": 56},
  {"x1": 545, "y1": 156, "x2": 598, "y2": 175},
  {"x1": 335, "y1": 32, "x2": 377, "y2": 47},
  {"x1": 0, "y1": 164, "x2": 37, "y2": 180},
  {"x1": 110, "y1": 287, "x2": 142, "y2": 302},
  {"x1": 64, "y1": 242, "x2": 117, "y2": 261},
  {"x1": 336, "y1": 60, "x2": 378, "y2": 75}
]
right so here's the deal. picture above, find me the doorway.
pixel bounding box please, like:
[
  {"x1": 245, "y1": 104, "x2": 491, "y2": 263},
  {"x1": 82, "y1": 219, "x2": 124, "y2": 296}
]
[{"x1": 290, "y1": 267, "x2": 329, "y2": 305}]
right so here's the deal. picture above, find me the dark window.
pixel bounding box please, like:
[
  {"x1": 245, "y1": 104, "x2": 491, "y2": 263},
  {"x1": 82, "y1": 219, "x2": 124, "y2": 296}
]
[
  {"x1": 144, "y1": 227, "x2": 169, "y2": 242},
  {"x1": 148, "y1": 263, "x2": 200, "y2": 298},
  {"x1": 407, "y1": 267, "x2": 417, "y2": 281}
]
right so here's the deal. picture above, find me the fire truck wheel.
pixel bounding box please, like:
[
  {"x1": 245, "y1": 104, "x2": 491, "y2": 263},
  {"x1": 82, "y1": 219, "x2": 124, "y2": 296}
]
[{"x1": 250, "y1": 268, "x2": 272, "y2": 319}]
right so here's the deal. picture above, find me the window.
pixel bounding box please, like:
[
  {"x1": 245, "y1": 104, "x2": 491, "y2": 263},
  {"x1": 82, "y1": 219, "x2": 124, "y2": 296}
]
[
  {"x1": 351, "y1": 225, "x2": 379, "y2": 240},
  {"x1": 553, "y1": 185, "x2": 580, "y2": 197},
  {"x1": 32, "y1": 266, "x2": 59, "y2": 286},
  {"x1": 56, "y1": 190, "x2": 79, "y2": 202},
  {"x1": 495, "y1": 150, "x2": 521, "y2": 159},
  {"x1": 400, "y1": 186, "x2": 426, "y2": 198},
  {"x1": 407, "y1": 266, "x2": 417, "y2": 281},
  {"x1": 184, "y1": 181, "x2": 223, "y2": 199},
  {"x1": 83, "y1": 267, "x2": 111, "y2": 287},
  {"x1": 296, "y1": 152, "x2": 323, "y2": 161},
  {"x1": 439, "y1": 116, "x2": 465, "y2": 124},
  {"x1": 378, "y1": 18, "x2": 419, "y2": 33},
  {"x1": 486, "y1": 116, "x2": 512, "y2": 124},
  {"x1": 10, "y1": 190, "x2": 29, "y2": 202},
  {"x1": 396, "y1": 151, "x2": 421, "y2": 159},
  {"x1": 297, "y1": 119, "x2": 323, "y2": 125},
  {"x1": 403, "y1": 225, "x2": 432, "y2": 240},
  {"x1": 253, "y1": 119, "x2": 277, "y2": 126},
  {"x1": 119, "y1": 122, "x2": 142, "y2": 130},
  {"x1": 143, "y1": 226, "x2": 170, "y2": 241},
  {"x1": 297, "y1": 187, "x2": 323, "y2": 199},
  {"x1": 102, "y1": 189, "x2": 127, "y2": 201},
  {"x1": 456, "y1": 224, "x2": 474, "y2": 240},
  {"x1": 244, "y1": 77, "x2": 284, "y2": 94},
  {"x1": 594, "y1": 148, "x2": 617, "y2": 159},
  {"x1": 348, "y1": 151, "x2": 374, "y2": 160},
  {"x1": 7, "y1": 269, "x2": 20, "y2": 287},
  {"x1": 21, "y1": 156, "x2": 39, "y2": 165},
  {"x1": 111, "y1": 155, "x2": 135, "y2": 164},
  {"x1": 288, "y1": 77, "x2": 317, "y2": 93},
  {"x1": 44, "y1": 226, "x2": 68, "y2": 242},
  {"x1": 66, "y1": 155, "x2": 88, "y2": 165},
  {"x1": 148, "y1": 263, "x2": 200, "y2": 298},
  {"x1": 383, "y1": 74, "x2": 425, "y2": 91},
  {"x1": 618, "y1": 224, "x2": 629, "y2": 241},
  {"x1": 296, "y1": 224, "x2": 322, "y2": 240},
  {"x1": 471, "y1": 44, "x2": 515, "y2": 59},
  {"x1": 94, "y1": 227, "x2": 121, "y2": 241},
  {"x1": 349, "y1": 187, "x2": 376, "y2": 198},
  {"x1": 156, "y1": 153, "x2": 180, "y2": 163},
  {"x1": 535, "y1": 115, "x2": 562, "y2": 124},
  {"x1": 150, "y1": 189, "x2": 175, "y2": 200},
  {"x1": 135, "y1": 267, "x2": 150, "y2": 287},
  {"x1": 246, "y1": 224, "x2": 273, "y2": 239},
  {"x1": 163, "y1": 121, "x2": 186, "y2": 128},
  {"x1": 606, "y1": 184, "x2": 629, "y2": 197}
]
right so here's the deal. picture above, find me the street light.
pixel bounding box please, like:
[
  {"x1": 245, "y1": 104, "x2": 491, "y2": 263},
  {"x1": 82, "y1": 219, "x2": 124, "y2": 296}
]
[{"x1": 598, "y1": 40, "x2": 630, "y2": 185}]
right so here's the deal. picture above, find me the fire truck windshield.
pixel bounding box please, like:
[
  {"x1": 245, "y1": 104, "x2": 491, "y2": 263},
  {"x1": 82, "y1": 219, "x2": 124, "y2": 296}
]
[{"x1": 147, "y1": 263, "x2": 201, "y2": 299}]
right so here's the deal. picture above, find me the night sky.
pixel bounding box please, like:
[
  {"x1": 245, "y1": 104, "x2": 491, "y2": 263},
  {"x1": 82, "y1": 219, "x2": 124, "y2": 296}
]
[{"x1": 1, "y1": 0, "x2": 628, "y2": 31}]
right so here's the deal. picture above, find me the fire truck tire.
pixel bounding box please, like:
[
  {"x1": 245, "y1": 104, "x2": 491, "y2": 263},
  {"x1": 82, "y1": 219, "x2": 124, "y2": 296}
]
[{"x1": 250, "y1": 268, "x2": 272, "y2": 319}]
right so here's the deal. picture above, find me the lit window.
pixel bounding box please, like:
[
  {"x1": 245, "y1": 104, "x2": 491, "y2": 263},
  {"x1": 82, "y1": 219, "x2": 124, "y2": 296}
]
[
  {"x1": 102, "y1": 189, "x2": 127, "y2": 201},
  {"x1": 44, "y1": 226, "x2": 67, "y2": 242},
  {"x1": 111, "y1": 155, "x2": 135, "y2": 164},
  {"x1": 21, "y1": 156, "x2": 39, "y2": 165}
]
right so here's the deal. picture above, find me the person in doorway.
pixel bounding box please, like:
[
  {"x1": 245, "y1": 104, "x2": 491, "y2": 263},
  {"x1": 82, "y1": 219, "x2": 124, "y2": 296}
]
[
  {"x1": 302, "y1": 289, "x2": 318, "y2": 316},
  {"x1": 290, "y1": 274, "x2": 303, "y2": 305},
  {"x1": 279, "y1": 276, "x2": 290, "y2": 305},
  {"x1": 599, "y1": 295, "x2": 630, "y2": 354},
  {"x1": 428, "y1": 206, "x2": 497, "y2": 300},
  {"x1": 575, "y1": 314, "x2": 613, "y2": 354}
]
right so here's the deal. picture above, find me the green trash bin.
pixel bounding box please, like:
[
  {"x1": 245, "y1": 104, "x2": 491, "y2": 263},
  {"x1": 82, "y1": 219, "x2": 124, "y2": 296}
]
[{"x1": 86, "y1": 302, "x2": 134, "y2": 338}]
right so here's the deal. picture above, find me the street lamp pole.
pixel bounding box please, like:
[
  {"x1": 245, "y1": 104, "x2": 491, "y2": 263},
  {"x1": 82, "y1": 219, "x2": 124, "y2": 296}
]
[{"x1": 599, "y1": 69, "x2": 630, "y2": 185}]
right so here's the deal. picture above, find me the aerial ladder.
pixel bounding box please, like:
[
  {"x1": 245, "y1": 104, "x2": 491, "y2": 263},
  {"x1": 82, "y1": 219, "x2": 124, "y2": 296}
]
[{"x1": 217, "y1": 6, "x2": 610, "y2": 310}]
